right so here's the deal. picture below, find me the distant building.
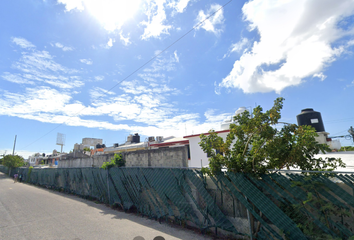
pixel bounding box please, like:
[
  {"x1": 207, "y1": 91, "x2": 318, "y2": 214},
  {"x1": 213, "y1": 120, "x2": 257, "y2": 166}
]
[{"x1": 74, "y1": 138, "x2": 103, "y2": 151}]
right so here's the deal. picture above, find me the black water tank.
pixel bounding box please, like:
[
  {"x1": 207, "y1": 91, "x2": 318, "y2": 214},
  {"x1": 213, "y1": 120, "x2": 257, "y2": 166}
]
[
  {"x1": 296, "y1": 108, "x2": 325, "y2": 132},
  {"x1": 96, "y1": 144, "x2": 101, "y2": 149},
  {"x1": 114, "y1": 143, "x2": 119, "y2": 148},
  {"x1": 132, "y1": 133, "x2": 140, "y2": 143}
]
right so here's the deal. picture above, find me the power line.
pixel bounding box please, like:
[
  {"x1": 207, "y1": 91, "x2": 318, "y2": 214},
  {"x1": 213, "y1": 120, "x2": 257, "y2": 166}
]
[
  {"x1": 325, "y1": 117, "x2": 354, "y2": 124},
  {"x1": 20, "y1": 0, "x2": 234, "y2": 150}
]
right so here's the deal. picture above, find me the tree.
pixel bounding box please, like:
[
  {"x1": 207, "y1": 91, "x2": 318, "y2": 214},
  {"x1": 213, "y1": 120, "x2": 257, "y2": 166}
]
[
  {"x1": 83, "y1": 147, "x2": 91, "y2": 152},
  {"x1": 199, "y1": 97, "x2": 345, "y2": 175},
  {"x1": 101, "y1": 153, "x2": 125, "y2": 169},
  {"x1": 2, "y1": 155, "x2": 25, "y2": 170}
]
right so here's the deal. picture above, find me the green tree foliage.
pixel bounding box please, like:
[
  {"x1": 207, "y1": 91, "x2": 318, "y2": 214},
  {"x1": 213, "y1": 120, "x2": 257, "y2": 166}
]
[
  {"x1": 199, "y1": 97, "x2": 345, "y2": 175},
  {"x1": 288, "y1": 176, "x2": 351, "y2": 239},
  {"x1": 2, "y1": 155, "x2": 25, "y2": 169},
  {"x1": 83, "y1": 147, "x2": 91, "y2": 152},
  {"x1": 339, "y1": 146, "x2": 354, "y2": 152},
  {"x1": 101, "y1": 153, "x2": 125, "y2": 169}
]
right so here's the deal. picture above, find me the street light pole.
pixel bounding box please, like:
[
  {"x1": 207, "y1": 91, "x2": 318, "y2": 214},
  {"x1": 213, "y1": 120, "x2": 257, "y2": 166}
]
[{"x1": 12, "y1": 135, "x2": 17, "y2": 156}]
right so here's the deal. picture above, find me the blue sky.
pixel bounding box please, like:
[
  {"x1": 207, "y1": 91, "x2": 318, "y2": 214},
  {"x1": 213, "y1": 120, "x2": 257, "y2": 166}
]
[{"x1": 1, "y1": 0, "x2": 354, "y2": 158}]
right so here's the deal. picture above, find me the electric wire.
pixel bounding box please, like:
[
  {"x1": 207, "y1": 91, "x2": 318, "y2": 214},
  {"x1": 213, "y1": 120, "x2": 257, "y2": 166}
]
[
  {"x1": 325, "y1": 117, "x2": 354, "y2": 124},
  {"x1": 20, "y1": 0, "x2": 234, "y2": 151}
]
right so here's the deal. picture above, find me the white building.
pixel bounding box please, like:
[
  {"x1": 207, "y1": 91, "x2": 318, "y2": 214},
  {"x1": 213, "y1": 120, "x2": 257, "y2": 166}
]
[
  {"x1": 184, "y1": 130, "x2": 230, "y2": 168},
  {"x1": 28, "y1": 153, "x2": 44, "y2": 166},
  {"x1": 183, "y1": 107, "x2": 247, "y2": 168}
]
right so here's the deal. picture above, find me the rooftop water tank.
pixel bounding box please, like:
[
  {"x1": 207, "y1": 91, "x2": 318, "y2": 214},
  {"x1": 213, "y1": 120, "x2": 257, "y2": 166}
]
[
  {"x1": 127, "y1": 134, "x2": 133, "y2": 143},
  {"x1": 132, "y1": 133, "x2": 140, "y2": 143},
  {"x1": 220, "y1": 118, "x2": 232, "y2": 130},
  {"x1": 296, "y1": 108, "x2": 325, "y2": 132},
  {"x1": 235, "y1": 107, "x2": 247, "y2": 116}
]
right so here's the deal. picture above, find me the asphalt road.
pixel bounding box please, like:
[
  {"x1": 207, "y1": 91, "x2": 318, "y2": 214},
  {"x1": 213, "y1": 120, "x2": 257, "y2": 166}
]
[{"x1": 0, "y1": 172, "x2": 212, "y2": 240}]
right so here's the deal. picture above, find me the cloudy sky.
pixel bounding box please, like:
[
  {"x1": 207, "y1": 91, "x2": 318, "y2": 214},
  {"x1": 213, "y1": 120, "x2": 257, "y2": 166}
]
[{"x1": 1, "y1": 0, "x2": 354, "y2": 158}]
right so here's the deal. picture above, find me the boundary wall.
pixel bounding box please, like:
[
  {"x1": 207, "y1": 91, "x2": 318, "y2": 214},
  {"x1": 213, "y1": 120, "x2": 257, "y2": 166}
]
[{"x1": 58, "y1": 146, "x2": 188, "y2": 168}]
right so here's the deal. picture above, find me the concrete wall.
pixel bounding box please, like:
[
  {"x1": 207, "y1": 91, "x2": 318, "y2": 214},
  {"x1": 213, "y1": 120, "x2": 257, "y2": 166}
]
[
  {"x1": 58, "y1": 146, "x2": 188, "y2": 168},
  {"x1": 92, "y1": 153, "x2": 115, "y2": 168},
  {"x1": 124, "y1": 146, "x2": 188, "y2": 167},
  {"x1": 58, "y1": 158, "x2": 93, "y2": 168}
]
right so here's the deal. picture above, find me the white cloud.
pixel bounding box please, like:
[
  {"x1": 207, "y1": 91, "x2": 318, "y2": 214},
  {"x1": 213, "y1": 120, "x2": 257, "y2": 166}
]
[
  {"x1": 231, "y1": 38, "x2": 249, "y2": 53},
  {"x1": 57, "y1": 0, "x2": 84, "y2": 11},
  {"x1": 195, "y1": 4, "x2": 224, "y2": 35},
  {"x1": 345, "y1": 79, "x2": 354, "y2": 88},
  {"x1": 168, "y1": 0, "x2": 191, "y2": 14},
  {"x1": 219, "y1": 0, "x2": 354, "y2": 94},
  {"x1": 0, "y1": 49, "x2": 226, "y2": 137},
  {"x1": 80, "y1": 58, "x2": 93, "y2": 65},
  {"x1": 140, "y1": 0, "x2": 172, "y2": 40},
  {"x1": 173, "y1": 50, "x2": 179, "y2": 62},
  {"x1": 119, "y1": 32, "x2": 131, "y2": 46},
  {"x1": 57, "y1": 0, "x2": 140, "y2": 32},
  {"x1": 313, "y1": 72, "x2": 327, "y2": 81},
  {"x1": 14, "y1": 50, "x2": 73, "y2": 73},
  {"x1": 223, "y1": 38, "x2": 250, "y2": 59},
  {"x1": 56, "y1": 0, "x2": 193, "y2": 39},
  {"x1": 89, "y1": 87, "x2": 115, "y2": 99},
  {"x1": 105, "y1": 38, "x2": 115, "y2": 48},
  {"x1": 6, "y1": 37, "x2": 83, "y2": 89},
  {"x1": 12, "y1": 37, "x2": 35, "y2": 49},
  {"x1": 94, "y1": 76, "x2": 104, "y2": 81},
  {"x1": 143, "y1": 51, "x2": 179, "y2": 72},
  {"x1": 1, "y1": 72, "x2": 35, "y2": 85},
  {"x1": 0, "y1": 85, "x2": 229, "y2": 138},
  {"x1": 119, "y1": 31, "x2": 131, "y2": 46},
  {"x1": 120, "y1": 80, "x2": 149, "y2": 95},
  {"x1": 54, "y1": 42, "x2": 74, "y2": 51}
]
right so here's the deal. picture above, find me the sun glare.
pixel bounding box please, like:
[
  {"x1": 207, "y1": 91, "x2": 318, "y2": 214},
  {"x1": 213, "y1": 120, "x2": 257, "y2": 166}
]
[{"x1": 84, "y1": 0, "x2": 141, "y2": 31}]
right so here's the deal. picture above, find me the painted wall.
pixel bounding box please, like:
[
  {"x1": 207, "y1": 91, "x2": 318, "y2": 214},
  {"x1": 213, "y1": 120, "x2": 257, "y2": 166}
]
[{"x1": 186, "y1": 131, "x2": 229, "y2": 168}]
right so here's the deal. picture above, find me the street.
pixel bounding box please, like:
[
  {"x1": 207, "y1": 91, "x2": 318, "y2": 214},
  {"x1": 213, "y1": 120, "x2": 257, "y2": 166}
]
[{"x1": 0, "y1": 172, "x2": 212, "y2": 240}]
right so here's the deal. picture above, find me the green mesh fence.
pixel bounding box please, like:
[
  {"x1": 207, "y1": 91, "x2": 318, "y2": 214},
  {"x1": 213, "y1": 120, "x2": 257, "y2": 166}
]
[
  {"x1": 1, "y1": 165, "x2": 354, "y2": 239},
  {"x1": 0, "y1": 165, "x2": 9, "y2": 174}
]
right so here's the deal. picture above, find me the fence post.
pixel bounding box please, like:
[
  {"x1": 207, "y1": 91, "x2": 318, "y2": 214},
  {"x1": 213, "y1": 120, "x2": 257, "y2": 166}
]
[
  {"x1": 246, "y1": 196, "x2": 253, "y2": 240},
  {"x1": 106, "y1": 168, "x2": 111, "y2": 205}
]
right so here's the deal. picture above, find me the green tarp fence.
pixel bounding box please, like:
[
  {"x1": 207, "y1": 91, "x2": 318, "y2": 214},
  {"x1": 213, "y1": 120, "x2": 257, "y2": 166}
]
[{"x1": 1, "y1": 165, "x2": 353, "y2": 240}]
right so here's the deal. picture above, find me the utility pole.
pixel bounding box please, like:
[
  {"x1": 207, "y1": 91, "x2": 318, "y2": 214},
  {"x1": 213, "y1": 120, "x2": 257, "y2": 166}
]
[{"x1": 12, "y1": 135, "x2": 17, "y2": 156}]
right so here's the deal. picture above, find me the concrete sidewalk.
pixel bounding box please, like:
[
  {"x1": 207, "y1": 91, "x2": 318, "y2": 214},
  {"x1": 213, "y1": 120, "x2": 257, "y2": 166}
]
[{"x1": 0, "y1": 172, "x2": 213, "y2": 240}]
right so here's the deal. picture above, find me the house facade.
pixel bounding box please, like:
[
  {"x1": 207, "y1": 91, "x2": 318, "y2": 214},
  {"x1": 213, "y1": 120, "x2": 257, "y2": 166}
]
[{"x1": 184, "y1": 130, "x2": 230, "y2": 168}]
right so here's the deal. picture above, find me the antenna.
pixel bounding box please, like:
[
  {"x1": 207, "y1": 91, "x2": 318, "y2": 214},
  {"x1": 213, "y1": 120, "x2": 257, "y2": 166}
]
[{"x1": 56, "y1": 133, "x2": 66, "y2": 153}]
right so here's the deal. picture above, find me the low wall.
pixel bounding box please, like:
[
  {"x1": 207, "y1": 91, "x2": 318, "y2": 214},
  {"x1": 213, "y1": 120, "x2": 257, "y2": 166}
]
[
  {"x1": 58, "y1": 146, "x2": 189, "y2": 168},
  {"x1": 124, "y1": 146, "x2": 188, "y2": 167},
  {"x1": 58, "y1": 158, "x2": 93, "y2": 168}
]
